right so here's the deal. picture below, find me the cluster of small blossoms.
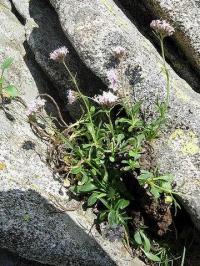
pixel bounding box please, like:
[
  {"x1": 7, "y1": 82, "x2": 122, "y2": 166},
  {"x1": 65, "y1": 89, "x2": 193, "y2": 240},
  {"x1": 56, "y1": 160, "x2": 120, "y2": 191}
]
[
  {"x1": 93, "y1": 91, "x2": 118, "y2": 107},
  {"x1": 26, "y1": 98, "x2": 46, "y2": 116},
  {"x1": 50, "y1": 46, "x2": 69, "y2": 62},
  {"x1": 113, "y1": 46, "x2": 126, "y2": 59},
  {"x1": 150, "y1": 19, "x2": 175, "y2": 37},
  {"x1": 67, "y1": 89, "x2": 77, "y2": 104}
]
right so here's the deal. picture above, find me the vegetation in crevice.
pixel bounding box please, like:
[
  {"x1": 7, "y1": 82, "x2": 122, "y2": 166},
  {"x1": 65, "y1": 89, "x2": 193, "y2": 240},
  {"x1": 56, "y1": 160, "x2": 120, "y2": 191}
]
[{"x1": 3, "y1": 19, "x2": 198, "y2": 265}]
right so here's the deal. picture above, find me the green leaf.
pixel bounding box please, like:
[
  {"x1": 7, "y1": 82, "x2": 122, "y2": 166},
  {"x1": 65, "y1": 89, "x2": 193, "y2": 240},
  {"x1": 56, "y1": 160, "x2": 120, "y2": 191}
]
[
  {"x1": 0, "y1": 78, "x2": 4, "y2": 84},
  {"x1": 142, "y1": 250, "x2": 161, "y2": 262},
  {"x1": 79, "y1": 172, "x2": 89, "y2": 185},
  {"x1": 134, "y1": 231, "x2": 142, "y2": 245},
  {"x1": 108, "y1": 210, "x2": 118, "y2": 225},
  {"x1": 161, "y1": 181, "x2": 172, "y2": 191},
  {"x1": 138, "y1": 171, "x2": 153, "y2": 180},
  {"x1": 1, "y1": 58, "x2": 13, "y2": 70},
  {"x1": 115, "y1": 199, "x2": 129, "y2": 210},
  {"x1": 109, "y1": 156, "x2": 115, "y2": 162},
  {"x1": 150, "y1": 187, "x2": 160, "y2": 199},
  {"x1": 70, "y1": 166, "x2": 82, "y2": 174},
  {"x1": 76, "y1": 181, "x2": 97, "y2": 193},
  {"x1": 99, "y1": 198, "x2": 110, "y2": 209},
  {"x1": 98, "y1": 210, "x2": 108, "y2": 222},
  {"x1": 117, "y1": 134, "x2": 125, "y2": 143},
  {"x1": 4, "y1": 85, "x2": 18, "y2": 97},
  {"x1": 140, "y1": 231, "x2": 151, "y2": 252},
  {"x1": 87, "y1": 192, "x2": 106, "y2": 206},
  {"x1": 88, "y1": 192, "x2": 99, "y2": 206},
  {"x1": 128, "y1": 150, "x2": 140, "y2": 159},
  {"x1": 156, "y1": 174, "x2": 174, "y2": 182}
]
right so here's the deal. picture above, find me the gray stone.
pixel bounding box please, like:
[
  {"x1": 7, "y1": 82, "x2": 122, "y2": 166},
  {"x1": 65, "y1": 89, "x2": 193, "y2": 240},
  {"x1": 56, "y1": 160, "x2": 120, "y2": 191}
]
[
  {"x1": 12, "y1": 0, "x2": 106, "y2": 113},
  {"x1": 0, "y1": 4, "x2": 143, "y2": 266},
  {"x1": 142, "y1": 0, "x2": 200, "y2": 75},
  {"x1": 49, "y1": 0, "x2": 200, "y2": 229},
  {"x1": 0, "y1": 0, "x2": 11, "y2": 10}
]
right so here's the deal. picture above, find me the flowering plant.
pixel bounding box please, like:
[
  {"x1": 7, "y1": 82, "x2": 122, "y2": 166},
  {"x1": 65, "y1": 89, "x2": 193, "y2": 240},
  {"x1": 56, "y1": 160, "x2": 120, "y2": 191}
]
[{"x1": 27, "y1": 21, "x2": 178, "y2": 263}]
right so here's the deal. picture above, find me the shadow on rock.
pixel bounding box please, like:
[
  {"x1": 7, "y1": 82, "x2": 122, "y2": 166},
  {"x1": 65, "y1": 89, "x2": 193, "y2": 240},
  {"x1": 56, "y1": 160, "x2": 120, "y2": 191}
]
[{"x1": 0, "y1": 189, "x2": 116, "y2": 266}]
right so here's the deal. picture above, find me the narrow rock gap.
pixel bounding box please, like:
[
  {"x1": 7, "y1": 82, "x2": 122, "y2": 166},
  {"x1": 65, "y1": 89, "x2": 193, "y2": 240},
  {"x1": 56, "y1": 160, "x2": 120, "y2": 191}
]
[
  {"x1": 114, "y1": 0, "x2": 200, "y2": 93},
  {"x1": 9, "y1": 0, "x2": 26, "y2": 25}
]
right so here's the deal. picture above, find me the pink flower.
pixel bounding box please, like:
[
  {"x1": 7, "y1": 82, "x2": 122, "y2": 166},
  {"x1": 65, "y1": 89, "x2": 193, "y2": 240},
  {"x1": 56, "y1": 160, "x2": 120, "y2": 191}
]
[
  {"x1": 106, "y1": 69, "x2": 118, "y2": 91},
  {"x1": 67, "y1": 89, "x2": 77, "y2": 104},
  {"x1": 26, "y1": 98, "x2": 46, "y2": 116},
  {"x1": 150, "y1": 20, "x2": 175, "y2": 37},
  {"x1": 113, "y1": 46, "x2": 126, "y2": 58},
  {"x1": 93, "y1": 91, "x2": 118, "y2": 107},
  {"x1": 50, "y1": 46, "x2": 69, "y2": 62}
]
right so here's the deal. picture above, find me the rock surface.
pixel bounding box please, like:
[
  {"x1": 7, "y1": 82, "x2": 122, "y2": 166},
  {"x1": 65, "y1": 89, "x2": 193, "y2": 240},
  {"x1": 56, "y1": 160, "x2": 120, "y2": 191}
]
[
  {"x1": 0, "y1": 2, "x2": 142, "y2": 266},
  {"x1": 142, "y1": 0, "x2": 200, "y2": 75},
  {"x1": 12, "y1": 0, "x2": 106, "y2": 112},
  {"x1": 49, "y1": 0, "x2": 200, "y2": 229}
]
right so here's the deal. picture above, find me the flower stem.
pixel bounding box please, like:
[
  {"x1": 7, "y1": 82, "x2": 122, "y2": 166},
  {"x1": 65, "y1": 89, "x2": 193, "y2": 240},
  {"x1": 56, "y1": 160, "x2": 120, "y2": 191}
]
[
  {"x1": 62, "y1": 61, "x2": 98, "y2": 146},
  {"x1": 160, "y1": 37, "x2": 170, "y2": 109}
]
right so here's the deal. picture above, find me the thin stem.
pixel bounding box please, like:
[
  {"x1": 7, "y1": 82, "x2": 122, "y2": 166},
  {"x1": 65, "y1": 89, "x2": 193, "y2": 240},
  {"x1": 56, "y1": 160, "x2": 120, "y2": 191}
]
[
  {"x1": 160, "y1": 37, "x2": 170, "y2": 108},
  {"x1": 37, "y1": 93, "x2": 68, "y2": 127},
  {"x1": 106, "y1": 110, "x2": 116, "y2": 148},
  {"x1": 62, "y1": 60, "x2": 98, "y2": 146}
]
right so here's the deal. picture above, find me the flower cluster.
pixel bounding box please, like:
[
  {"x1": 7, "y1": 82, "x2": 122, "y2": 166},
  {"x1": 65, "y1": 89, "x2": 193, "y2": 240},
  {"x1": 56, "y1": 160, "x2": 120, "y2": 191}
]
[
  {"x1": 113, "y1": 46, "x2": 126, "y2": 59},
  {"x1": 93, "y1": 91, "x2": 118, "y2": 107},
  {"x1": 50, "y1": 46, "x2": 69, "y2": 62},
  {"x1": 150, "y1": 20, "x2": 175, "y2": 37},
  {"x1": 67, "y1": 89, "x2": 77, "y2": 104},
  {"x1": 106, "y1": 68, "x2": 118, "y2": 91},
  {"x1": 26, "y1": 98, "x2": 46, "y2": 116}
]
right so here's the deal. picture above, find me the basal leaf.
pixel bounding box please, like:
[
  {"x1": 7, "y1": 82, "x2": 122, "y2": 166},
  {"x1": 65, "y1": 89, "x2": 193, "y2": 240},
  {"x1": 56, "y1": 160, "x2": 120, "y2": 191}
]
[
  {"x1": 1, "y1": 57, "x2": 13, "y2": 70},
  {"x1": 134, "y1": 231, "x2": 142, "y2": 245},
  {"x1": 4, "y1": 85, "x2": 18, "y2": 97},
  {"x1": 142, "y1": 250, "x2": 161, "y2": 262}
]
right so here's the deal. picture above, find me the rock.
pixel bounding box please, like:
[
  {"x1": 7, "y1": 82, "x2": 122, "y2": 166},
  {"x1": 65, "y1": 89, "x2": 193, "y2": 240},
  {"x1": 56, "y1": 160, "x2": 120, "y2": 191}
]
[
  {"x1": 0, "y1": 248, "x2": 47, "y2": 266},
  {"x1": 141, "y1": 0, "x2": 200, "y2": 75},
  {"x1": 0, "y1": 3, "x2": 143, "y2": 266},
  {"x1": 12, "y1": 0, "x2": 106, "y2": 111},
  {"x1": 49, "y1": 0, "x2": 200, "y2": 229},
  {"x1": 0, "y1": 0, "x2": 11, "y2": 9},
  {"x1": 116, "y1": 0, "x2": 200, "y2": 92}
]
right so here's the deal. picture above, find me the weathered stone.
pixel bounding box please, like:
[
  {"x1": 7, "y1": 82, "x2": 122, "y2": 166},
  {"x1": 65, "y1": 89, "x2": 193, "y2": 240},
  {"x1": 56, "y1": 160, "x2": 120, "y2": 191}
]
[
  {"x1": 142, "y1": 0, "x2": 200, "y2": 75},
  {"x1": 116, "y1": 0, "x2": 200, "y2": 92},
  {"x1": 0, "y1": 4, "x2": 143, "y2": 266},
  {"x1": 0, "y1": 0, "x2": 11, "y2": 10},
  {"x1": 12, "y1": 0, "x2": 105, "y2": 113},
  {"x1": 49, "y1": 0, "x2": 200, "y2": 229}
]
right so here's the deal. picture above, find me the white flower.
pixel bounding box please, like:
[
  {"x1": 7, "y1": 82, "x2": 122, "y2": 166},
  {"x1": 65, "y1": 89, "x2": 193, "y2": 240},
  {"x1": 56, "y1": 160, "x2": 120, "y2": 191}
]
[
  {"x1": 67, "y1": 89, "x2": 77, "y2": 104},
  {"x1": 113, "y1": 46, "x2": 126, "y2": 58},
  {"x1": 93, "y1": 91, "x2": 118, "y2": 107},
  {"x1": 106, "y1": 69, "x2": 118, "y2": 91},
  {"x1": 50, "y1": 46, "x2": 69, "y2": 62},
  {"x1": 150, "y1": 20, "x2": 175, "y2": 37},
  {"x1": 26, "y1": 98, "x2": 46, "y2": 116}
]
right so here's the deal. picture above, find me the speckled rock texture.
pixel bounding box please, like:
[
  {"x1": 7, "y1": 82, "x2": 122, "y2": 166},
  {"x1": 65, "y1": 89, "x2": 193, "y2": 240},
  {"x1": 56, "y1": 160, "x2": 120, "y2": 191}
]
[
  {"x1": 0, "y1": 2, "x2": 142, "y2": 266},
  {"x1": 49, "y1": 0, "x2": 200, "y2": 229},
  {"x1": 12, "y1": 0, "x2": 105, "y2": 113},
  {"x1": 142, "y1": 0, "x2": 200, "y2": 75}
]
